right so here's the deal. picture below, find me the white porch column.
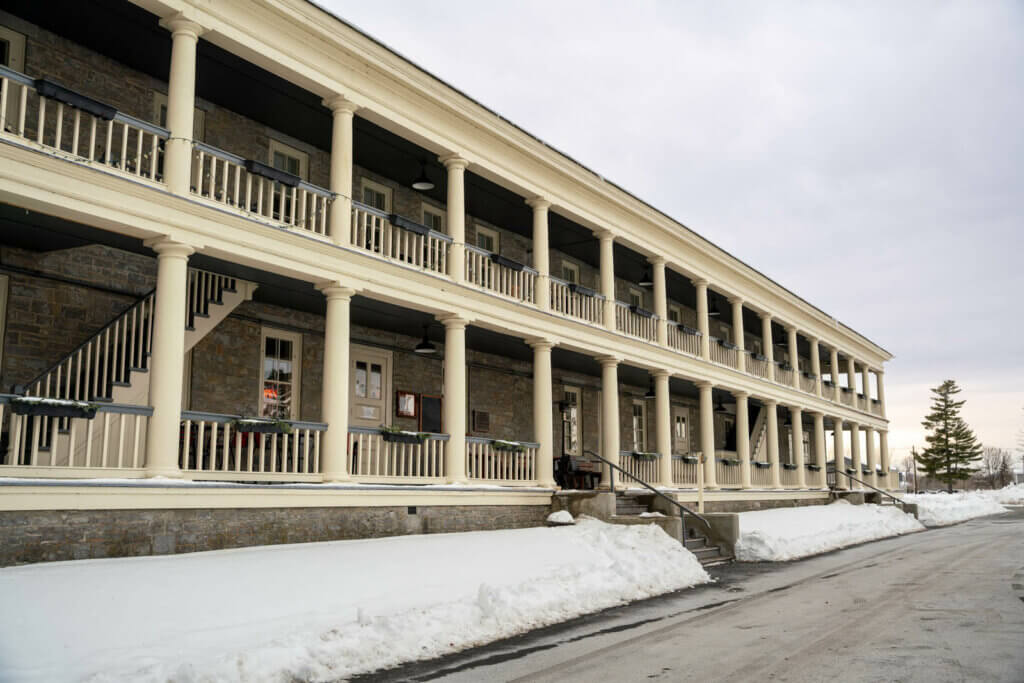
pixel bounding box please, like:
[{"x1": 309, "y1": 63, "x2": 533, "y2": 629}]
[
  {"x1": 862, "y1": 365, "x2": 872, "y2": 404},
  {"x1": 809, "y1": 337, "x2": 822, "y2": 397},
  {"x1": 159, "y1": 14, "x2": 204, "y2": 196},
  {"x1": 849, "y1": 421, "x2": 862, "y2": 489},
  {"x1": 830, "y1": 347, "x2": 841, "y2": 401},
  {"x1": 833, "y1": 418, "x2": 848, "y2": 490},
  {"x1": 847, "y1": 357, "x2": 858, "y2": 399},
  {"x1": 697, "y1": 381, "x2": 717, "y2": 489},
  {"x1": 730, "y1": 298, "x2": 746, "y2": 373},
  {"x1": 440, "y1": 155, "x2": 468, "y2": 284},
  {"x1": 597, "y1": 231, "x2": 616, "y2": 331},
  {"x1": 143, "y1": 238, "x2": 194, "y2": 477},
  {"x1": 865, "y1": 426, "x2": 878, "y2": 489},
  {"x1": 318, "y1": 282, "x2": 356, "y2": 482},
  {"x1": 440, "y1": 314, "x2": 469, "y2": 483},
  {"x1": 787, "y1": 325, "x2": 800, "y2": 389},
  {"x1": 761, "y1": 313, "x2": 775, "y2": 381},
  {"x1": 654, "y1": 369, "x2": 672, "y2": 487},
  {"x1": 529, "y1": 339, "x2": 556, "y2": 488},
  {"x1": 652, "y1": 257, "x2": 668, "y2": 346},
  {"x1": 879, "y1": 430, "x2": 891, "y2": 489},
  {"x1": 694, "y1": 279, "x2": 711, "y2": 360},
  {"x1": 812, "y1": 411, "x2": 827, "y2": 489},
  {"x1": 765, "y1": 399, "x2": 781, "y2": 488},
  {"x1": 324, "y1": 95, "x2": 358, "y2": 245},
  {"x1": 877, "y1": 369, "x2": 888, "y2": 418},
  {"x1": 791, "y1": 406, "x2": 806, "y2": 488},
  {"x1": 527, "y1": 197, "x2": 551, "y2": 310},
  {"x1": 598, "y1": 356, "x2": 621, "y2": 489},
  {"x1": 735, "y1": 391, "x2": 752, "y2": 489}
]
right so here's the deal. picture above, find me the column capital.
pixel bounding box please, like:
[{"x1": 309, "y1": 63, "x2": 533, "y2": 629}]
[
  {"x1": 649, "y1": 255, "x2": 666, "y2": 266},
  {"x1": 790, "y1": 405, "x2": 803, "y2": 416},
  {"x1": 159, "y1": 13, "x2": 206, "y2": 38},
  {"x1": 144, "y1": 237, "x2": 195, "y2": 258},
  {"x1": 763, "y1": 397, "x2": 778, "y2": 407},
  {"x1": 437, "y1": 313, "x2": 471, "y2": 329},
  {"x1": 315, "y1": 281, "x2": 357, "y2": 300},
  {"x1": 596, "y1": 355, "x2": 620, "y2": 368},
  {"x1": 525, "y1": 337, "x2": 556, "y2": 351},
  {"x1": 807, "y1": 335, "x2": 819, "y2": 344},
  {"x1": 809, "y1": 410, "x2": 825, "y2": 418},
  {"x1": 690, "y1": 277, "x2": 709, "y2": 288},
  {"x1": 863, "y1": 424, "x2": 876, "y2": 434},
  {"x1": 784, "y1": 323, "x2": 797, "y2": 334},
  {"x1": 439, "y1": 153, "x2": 469, "y2": 170},
  {"x1": 731, "y1": 389, "x2": 750, "y2": 399},
  {"x1": 727, "y1": 296, "x2": 744, "y2": 306},
  {"x1": 651, "y1": 369, "x2": 671, "y2": 380},
  {"x1": 832, "y1": 416, "x2": 844, "y2": 426},
  {"x1": 593, "y1": 228, "x2": 615, "y2": 242},
  {"x1": 694, "y1": 380, "x2": 714, "y2": 390},
  {"x1": 322, "y1": 94, "x2": 360, "y2": 115},
  {"x1": 525, "y1": 196, "x2": 551, "y2": 211},
  {"x1": 848, "y1": 420, "x2": 861, "y2": 429},
  {"x1": 759, "y1": 311, "x2": 773, "y2": 321}
]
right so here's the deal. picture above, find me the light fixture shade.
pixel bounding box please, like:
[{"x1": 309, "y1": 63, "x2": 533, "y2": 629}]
[
  {"x1": 414, "y1": 325, "x2": 436, "y2": 354},
  {"x1": 412, "y1": 163, "x2": 434, "y2": 191},
  {"x1": 644, "y1": 378, "x2": 656, "y2": 399},
  {"x1": 639, "y1": 268, "x2": 654, "y2": 288},
  {"x1": 708, "y1": 298, "x2": 721, "y2": 316}
]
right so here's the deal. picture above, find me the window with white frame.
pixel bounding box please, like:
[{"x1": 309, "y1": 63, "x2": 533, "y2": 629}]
[
  {"x1": 2, "y1": 26, "x2": 26, "y2": 125},
  {"x1": 269, "y1": 139, "x2": 308, "y2": 181},
  {"x1": 422, "y1": 205, "x2": 445, "y2": 233},
  {"x1": 629, "y1": 288, "x2": 644, "y2": 309},
  {"x1": 632, "y1": 400, "x2": 647, "y2": 452},
  {"x1": 561, "y1": 261, "x2": 580, "y2": 284},
  {"x1": 153, "y1": 92, "x2": 206, "y2": 141},
  {"x1": 668, "y1": 304, "x2": 682, "y2": 324},
  {"x1": 360, "y1": 178, "x2": 392, "y2": 212},
  {"x1": 719, "y1": 324, "x2": 731, "y2": 343},
  {"x1": 260, "y1": 328, "x2": 302, "y2": 419},
  {"x1": 475, "y1": 225, "x2": 499, "y2": 253},
  {"x1": 562, "y1": 386, "x2": 581, "y2": 456}
]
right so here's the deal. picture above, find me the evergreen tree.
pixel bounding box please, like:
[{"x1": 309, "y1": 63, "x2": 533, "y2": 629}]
[{"x1": 918, "y1": 380, "x2": 983, "y2": 492}]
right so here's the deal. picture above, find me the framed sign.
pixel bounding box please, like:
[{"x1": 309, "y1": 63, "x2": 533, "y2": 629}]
[
  {"x1": 396, "y1": 391, "x2": 417, "y2": 418},
  {"x1": 420, "y1": 395, "x2": 442, "y2": 434}
]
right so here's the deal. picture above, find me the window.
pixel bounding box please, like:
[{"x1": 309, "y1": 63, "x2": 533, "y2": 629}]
[
  {"x1": 724, "y1": 416, "x2": 736, "y2": 451},
  {"x1": 668, "y1": 305, "x2": 682, "y2": 324},
  {"x1": 803, "y1": 430, "x2": 812, "y2": 459},
  {"x1": 260, "y1": 328, "x2": 302, "y2": 419},
  {"x1": 632, "y1": 400, "x2": 647, "y2": 452},
  {"x1": 561, "y1": 261, "x2": 580, "y2": 284},
  {"x1": 1, "y1": 26, "x2": 27, "y2": 123},
  {"x1": 751, "y1": 339, "x2": 763, "y2": 356},
  {"x1": 268, "y1": 139, "x2": 308, "y2": 181},
  {"x1": 629, "y1": 288, "x2": 644, "y2": 309},
  {"x1": 562, "y1": 386, "x2": 581, "y2": 456},
  {"x1": 672, "y1": 406, "x2": 688, "y2": 454},
  {"x1": 0, "y1": 274, "x2": 8, "y2": 372},
  {"x1": 360, "y1": 178, "x2": 392, "y2": 212},
  {"x1": 153, "y1": 92, "x2": 205, "y2": 141},
  {"x1": 719, "y1": 325, "x2": 731, "y2": 343},
  {"x1": 475, "y1": 225, "x2": 499, "y2": 253},
  {"x1": 422, "y1": 205, "x2": 445, "y2": 233}
]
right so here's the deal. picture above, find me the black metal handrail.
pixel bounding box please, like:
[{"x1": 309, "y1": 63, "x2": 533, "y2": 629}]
[
  {"x1": 835, "y1": 470, "x2": 903, "y2": 505},
  {"x1": 583, "y1": 449, "x2": 710, "y2": 540}
]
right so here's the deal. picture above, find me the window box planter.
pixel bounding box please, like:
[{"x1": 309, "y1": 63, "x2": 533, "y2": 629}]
[
  {"x1": 232, "y1": 418, "x2": 293, "y2": 434},
  {"x1": 629, "y1": 304, "x2": 655, "y2": 319},
  {"x1": 678, "y1": 455, "x2": 699, "y2": 464},
  {"x1": 244, "y1": 159, "x2": 301, "y2": 187},
  {"x1": 822, "y1": 380, "x2": 834, "y2": 387},
  {"x1": 492, "y1": 439, "x2": 525, "y2": 453},
  {"x1": 841, "y1": 387, "x2": 853, "y2": 393},
  {"x1": 802, "y1": 371, "x2": 817, "y2": 379},
  {"x1": 568, "y1": 283, "x2": 597, "y2": 297},
  {"x1": 777, "y1": 363, "x2": 794, "y2": 371},
  {"x1": 489, "y1": 254, "x2": 526, "y2": 271},
  {"x1": 379, "y1": 428, "x2": 428, "y2": 444},
  {"x1": 631, "y1": 451, "x2": 659, "y2": 461},
  {"x1": 861, "y1": 466, "x2": 872, "y2": 474},
  {"x1": 718, "y1": 458, "x2": 740, "y2": 466},
  {"x1": 805, "y1": 464, "x2": 822, "y2": 471},
  {"x1": 35, "y1": 78, "x2": 117, "y2": 120},
  {"x1": 678, "y1": 324, "x2": 701, "y2": 336},
  {"x1": 752, "y1": 461, "x2": 772, "y2": 469},
  {"x1": 389, "y1": 214, "x2": 432, "y2": 236},
  {"x1": 846, "y1": 468, "x2": 857, "y2": 475},
  {"x1": 752, "y1": 353, "x2": 768, "y2": 362},
  {"x1": 781, "y1": 463, "x2": 799, "y2": 471},
  {"x1": 871, "y1": 398, "x2": 880, "y2": 404},
  {"x1": 716, "y1": 339, "x2": 739, "y2": 350},
  {"x1": 9, "y1": 397, "x2": 98, "y2": 419}
]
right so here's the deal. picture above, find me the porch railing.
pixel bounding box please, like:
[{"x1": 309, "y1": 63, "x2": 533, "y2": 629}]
[
  {"x1": 1, "y1": 65, "x2": 168, "y2": 182},
  {"x1": 780, "y1": 464, "x2": 801, "y2": 488},
  {"x1": 191, "y1": 142, "x2": 332, "y2": 236},
  {"x1": 714, "y1": 454, "x2": 742, "y2": 487},
  {"x1": 751, "y1": 462, "x2": 774, "y2": 488},
  {"x1": 869, "y1": 400, "x2": 883, "y2": 416},
  {"x1": 667, "y1": 324, "x2": 701, "y2": 356},
  {"x1": 615, "y1": 302, "x2": 658, "y2": 342},
  {"x1": 180, "y1": 412, "x2": 326, "y2": 481},
  {"x1": 747, "y1": 355, "x2": 772, "y2": 380},
  {"x1": 464, "y1": 245, "x2": 537, "y2": 304},
  {"x1": 672, "y1": 455, "x2": 700, "y2": 487},
  {"x1": 840, "y1": 390, "x2": 854, "y2": 407},
  {"x1": 799, "y1": 374, "x2": 817, "y2": 394},
  {"x1": 0, "y1": 396, "x2": 152, "y2": 475},
  {"x1": 709, "y1": 340, "x2": 740, "y2": 369},
  {"x1": 549, "y1": 277, "x2": 604, "y2": 325},
  {"x1": 466, "y1": 437, "x2": 538, "y2": 484},
  {"x1": 619, "y1": 451, "x2": 660, "y2": 486},
  {"x1": 775, "y1": 365, "x2": 794, "y2": 386},
  {"x1": 351, "y1": 202, "x2": 451, "y2": 275},
  {"x1": 348, "y1": 426, "x2": 447, "y2": 482}
]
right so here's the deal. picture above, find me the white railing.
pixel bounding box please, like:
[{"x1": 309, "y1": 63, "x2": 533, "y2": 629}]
[
  {"x1": 869, "y1": 400, "x2": 883, "y2": 416},
  {"x1": 348, "y1": 427, "x2": 448, "y2": 483},
  {"x1": 715, "y1": 454, "x2": 742, "y2": 487},
  {"x1": 466, "y1": 437, "x2": 538, "y2": 484},
  {"x1": 0, "y1": 65, "x2": 168, "y2": 182},
  {"x1": 780, "y1": 465, "x2": 801, "y2": 488},
  {"x1": 709, "y1": 340, "x2": 740, "y2": 369},
  {"x1": 672, "y1": 456, "x2": 699, "y2": 487},
  {"x1": 351, "y1": 202, "x2": 451, "y2": 275},
  {"x1": 775, "y1": 366, "x2": 794, "y2": 386},
  {"x1": 840, "y1": 390, "x2": 855, "y2": 407},
  {"x1": 180, "y1": 412, "x2": 325, "y2": 481},
  {"x1": 799, "y1": 374, "x2": 817, "y2": 393},
  {"x1": 805, "y1": 465, "x2": 825, "y2": 489},
  {"x1": 668, "y1": 324, "x2": 701, "y2": 356},
  {"x1": 191, "y1": 142, "x2": 332, "y2": 236},
  {"x1": 549, "y1": 278, "x2": 604, "y2": 325},
  {"x1": 1, "y1": 397, "x2": 152, "y2": 475},
  {"x1": 464, "y1": 245, "x2": 537, "y2": 304},
  {"x1": 751, "y1": 463, "x2": 773, "y2": 488},
  {"x1": 747, "y1": 356, "x2": 772, "y2": 380},
  {"x1": 615, "y1": 302, "x2": 658, "y2": 342},
  {"x1": 619, "y1": 451, "x2": 659, "y2": 486}
]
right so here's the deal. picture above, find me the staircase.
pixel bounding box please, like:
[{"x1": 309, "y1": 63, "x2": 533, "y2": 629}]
[
  {"x1": 683, "y1": 533, "x2": 733, "y2": 567},
  {"x1": 750, "y1": 406, "x2": 768, "y2": 462},
  {"x1": 613, "y1": 492, "x2": 733, "y2": 568},
  {"x1": 22, "y1": 268, "x2": 256, "y2": 463}
]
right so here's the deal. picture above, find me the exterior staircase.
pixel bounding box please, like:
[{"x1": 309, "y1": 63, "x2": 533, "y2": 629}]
[
  {"x1": 21, "y1": 268, "x2": 256, "y2": 464},
  {"x1": 613, "y1": 492, "x2": 733, "y2": 568},
  {"x1": 683, "y1": 533, "x2": 733, "y2": 567},
  {"x1": 749, "y1": 406, "x2": 768, "y2": 462}
]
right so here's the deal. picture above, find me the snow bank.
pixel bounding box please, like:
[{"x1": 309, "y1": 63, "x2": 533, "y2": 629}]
[
  {"x1": 903, "y1": 491, "x2": 1007, "y2": 527},
  {"x1": 991, "y1": 484, "x2": 1024, "y2": 506},
  {"x1": 0, "y1": 518, "x2": 708, "y2": 682},
  {"x1": 735, "y1": 500, "x2": 924, "y2": 562},
  {"x1": 546, "y1": 509, "x2": 574, "y2": 524}
]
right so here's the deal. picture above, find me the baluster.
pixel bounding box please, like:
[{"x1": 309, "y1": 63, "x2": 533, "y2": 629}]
[
  {"x1": 104, "y1": 120, "x2": 113, "y2": 166},
  {"x1": 0, "y1": 78, "x2": 7, "y2": 132},
  {"x1": 70, "y1": 109, "x2": 80, "y2": 156},
  {"x1": 233, "y1": 165, "x2": 241, "y2": 208},
  {"x1": 119, "y1": 123, "x2": 128, "y2": 171},
  {"x1": 36, "y1": 97, "x2": 46, "y2": 145},
  {"x1": 88, "y1": 117, "x2": 97, "y2": 161},
  {"x1": 245, "y1": 173, "x2": 253, "y2": 212},
  {"x1": 54, "y1": 102, "x2": 65, "y2": 150},
  {"x1": 17, "y1": 83, "x2": 27, "y2": 137},
  {"x1": 133, "y1": 126, "x2": 143, "y2": 175}
]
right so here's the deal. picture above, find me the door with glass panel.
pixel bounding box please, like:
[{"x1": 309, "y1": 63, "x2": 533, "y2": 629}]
[
  {"x1": 260, "y1": 328, "x2": 302, "y2": 419},
  {"x1": 672, "y1": 405, "x2": 689, "y2": 454},
  {"x1": 349, "y1": 344, "x2": 392, "y2": 428}
]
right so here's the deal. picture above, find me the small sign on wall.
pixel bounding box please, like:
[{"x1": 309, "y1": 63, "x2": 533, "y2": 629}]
[{"x1": 396, "y1": 391, "x2": 417, "y2": 418}]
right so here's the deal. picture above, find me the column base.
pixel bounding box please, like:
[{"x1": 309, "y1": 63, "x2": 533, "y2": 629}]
[
  {"x1": 322, "y1": 471, "x2": 352, "y2": 483},
  {"x1": 145, "y1": 466, "x2": 184, "y2": 479}
]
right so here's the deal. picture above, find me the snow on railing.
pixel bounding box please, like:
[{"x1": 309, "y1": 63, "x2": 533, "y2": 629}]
[
  {"x1": 549, "y1": 277, "x2": 604, "y2": 325},
  {"x1": 351, "y1": 202, "x2": 451, "y2": 275},
  {"x1": 466, "y1": 437, "x2": 538, "y2": 484},
  {"x1": 348, "y1": 426, "x2": 448, "y2": 482},
  {"x1": 619, "y1": 451, "x2": 659, "y2": 485},
  {"x1": 464, "y1": 245, "x2": 537, "y2": 304},
  {"x1": 615, "y1": 302, "x2": 658, "y2": 342}
]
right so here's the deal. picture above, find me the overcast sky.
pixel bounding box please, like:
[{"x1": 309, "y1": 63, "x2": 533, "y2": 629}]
[{"x1": 325, "y1": 1, "x2": 1024, "y2": 461}]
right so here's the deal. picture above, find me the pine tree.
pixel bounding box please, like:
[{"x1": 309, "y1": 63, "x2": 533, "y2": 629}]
[{"x1": 918, "y1": 380, "x2": 983, "y2": 492}]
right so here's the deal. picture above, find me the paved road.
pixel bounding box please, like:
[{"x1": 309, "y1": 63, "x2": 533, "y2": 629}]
[{"x1": 357, "y1": 508, "x2": 1024, "y2": 683}]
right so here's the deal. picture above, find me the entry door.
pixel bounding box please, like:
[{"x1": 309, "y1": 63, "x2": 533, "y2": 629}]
[
  {"x1": 672, "y1": 406, "x2": 689, "y2": 454},
  {"x1": 349, "y1": 344, "x2": 392, "y2": 428}
]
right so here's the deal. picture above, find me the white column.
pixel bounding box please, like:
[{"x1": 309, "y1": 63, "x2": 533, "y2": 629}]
[
  {"x1": 654, "y1": 369, "x2": 672, "y2": 487},
  {"x1": 735, "y1": 391, "x2": 752, "y2": 489},
  {"x1": 833, "y1": 418, "x2": 848, "y2": 490},
  {"x1": 849, "y1": 421, "x2": 862, "y2": 489},
  {"x1": 440, "y1": 155, "x2": 469, "y2": 284},
  {"x1": 143, "y1": 238, "x2": 194, "y2": 477},
  {"x1": 813, "y1": 411, "x2": 827, "y2": 489},
  {"x1": 527, "y1": 197, "x2": 551, "y2": 310},
  {"x1": 598, "y1": 356, "x2": 620, "y2": 489},
  {"x1": 697, "y1": 381, "x2": 717, "y2": 489},
  {"x1": 765, "y1": 399, "x2": 781, "y2": 488},
  {"x1": 761, "y1": 314, "x2": 775, "y2": 381},
  {"x1": 809, "y1": 338, "x2": 822, "y2": 397},
  {"x1": 830, "y1": 347, "x2": 841, "y2": 401},
  {"x1": 324, "y1": 95, "x2": 358, "y2": 245},
  {"x1": 597, "y1": 231, "x2": 616, "y2": 331},
  {"x1": 787, "y1": 325, "x2": 800, "y2": 388},
  {"x1": 318, "y1": 283, "x2": 356, "y2": 482},
  {"x1": 877, "y1": 370, "x2": 887, "y2": 418},
  {"x1": 791, "y1": 406, "x2": 806, "y2": 488},
  {"x1": 159, "y1": 14, "x2": 204, "y2": 196},
  {"x1": 862, "y1": 365, "x2": 872, "y2": 405},
  {"x1": 440, "y1": 314, "x2": 468, "y2": 483},
  {"x1": 865, "y1": 426, "x2": 878, "y2": 489},
  {"x1": 652, "y1": 257, "x2": 668, "y2": 346},
  {"x1": 530, "y1": 339, "x2": 556, "y2": 488},
  {"x1": 847, "y1": 357, "x2": 857, "y2": 398},
  {"x1": 694, "y1": 279, "x2": 711, "y2": 360},
  {"x1": 879, "y1": 430, "x2": 891, "y2": 489},
  {"x1": 730, "y1": 298, "x2": 746, "y2": 373}
]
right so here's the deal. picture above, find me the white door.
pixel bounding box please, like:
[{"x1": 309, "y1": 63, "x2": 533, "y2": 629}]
[
  {"x1": 349, "y1": 344, "x2": 391, "y2": 428},
  {"x1": 672, "y1": 405, "x2": 689, "y2": 454}
]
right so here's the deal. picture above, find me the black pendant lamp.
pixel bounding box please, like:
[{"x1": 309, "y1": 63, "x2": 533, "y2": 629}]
[
  {"x1": 639, "y1": 267, "x2": 654, "y2": 288},
  {"x1": 412, "y1": 162, "x2": 434, "y2": 191},
  {"x1": 644, "y1": 378, "x2": 656, "y2": 399},
  {"x1": 414, "y1": 325, "x2": 436, "y2": 354}
]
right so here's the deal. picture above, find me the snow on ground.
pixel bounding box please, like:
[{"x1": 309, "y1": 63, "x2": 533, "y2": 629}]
[
  {"x1": 735, "y1": 500, "x2": 924, "y2": 562},
  {"x1": 991, "y1": 483, "x2": 1024, "y2": 506},
  {"x1": 0, "y1": 518, "x2": 708, "y2": 682},
  {"x1": 546, "y1": 509, "x2": 574, "y2": 524},
  {"x1": 903, "y1": 491, "x2": 1008, "y2": 527}
]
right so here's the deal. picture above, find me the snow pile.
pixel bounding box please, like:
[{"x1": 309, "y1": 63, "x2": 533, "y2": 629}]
[
  {"x1": 991, "y1": 484, "x2": 1024, "y2": 506},
  {"x1": 0, "y1": 518, "x2": 708, "y2": 682},
  {"x1": 903, "y1": 491, "x2": 1007, "y2": 527},
  {"x1": 735, "y1": 500, "x2": 924, "y2": 562},
  {"x1": 546, "y1": 509, "x2": 574, "y2": 524}
]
